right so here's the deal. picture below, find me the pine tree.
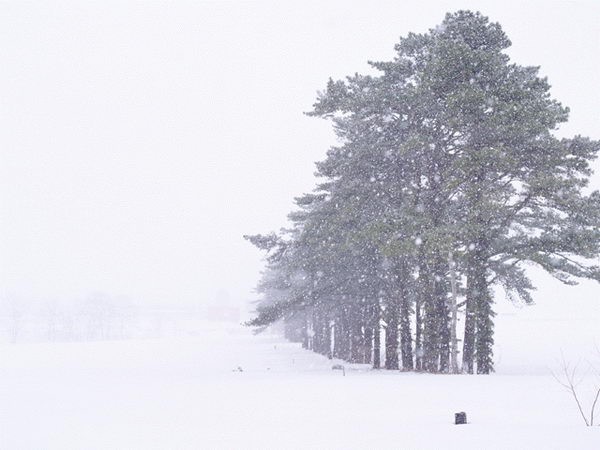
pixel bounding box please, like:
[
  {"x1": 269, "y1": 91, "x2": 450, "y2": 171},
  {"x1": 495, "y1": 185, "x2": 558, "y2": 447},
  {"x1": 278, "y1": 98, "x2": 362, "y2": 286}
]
[{"x1": 246, "y1": 10, "x2": 600, "y2": 376}]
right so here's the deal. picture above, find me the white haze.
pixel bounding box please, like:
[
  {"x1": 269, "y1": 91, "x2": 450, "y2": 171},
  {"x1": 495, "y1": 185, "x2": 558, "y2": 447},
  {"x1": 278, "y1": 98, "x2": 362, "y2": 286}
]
[{"x1": 1, "y1": 0, "x2": 599, "y2": 315}]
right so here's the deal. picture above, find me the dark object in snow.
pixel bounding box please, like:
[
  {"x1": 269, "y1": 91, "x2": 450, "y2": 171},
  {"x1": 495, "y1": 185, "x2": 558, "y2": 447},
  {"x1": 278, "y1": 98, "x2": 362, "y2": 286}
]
[
  {"x1": 332, "y1": 364, "x2": 346, "y2": 376},
  {"x1": 232, "y1": 366, "x2": 243, "y2": 372},
  {"x1": 455, "y1": 412, "x2": 467, "y2": 425}
]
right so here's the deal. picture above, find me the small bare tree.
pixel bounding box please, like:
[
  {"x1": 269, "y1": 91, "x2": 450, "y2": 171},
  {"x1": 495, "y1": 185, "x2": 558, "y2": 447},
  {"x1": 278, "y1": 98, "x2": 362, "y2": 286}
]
[{"x1": 552, "y1": 353, "x2": 600, "y2": 426}]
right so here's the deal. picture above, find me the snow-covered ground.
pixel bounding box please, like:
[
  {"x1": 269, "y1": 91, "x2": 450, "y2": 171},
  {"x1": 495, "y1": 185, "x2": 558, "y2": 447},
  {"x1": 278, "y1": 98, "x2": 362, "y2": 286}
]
[{"x1": 1, "y1": 315, "x2": 599, "y2": 450}]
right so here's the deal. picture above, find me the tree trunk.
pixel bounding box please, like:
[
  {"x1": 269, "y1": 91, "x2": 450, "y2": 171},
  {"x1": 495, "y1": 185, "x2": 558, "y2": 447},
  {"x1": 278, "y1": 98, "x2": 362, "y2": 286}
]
[
  {"x1": 384, "y1": 304, "x2": 399, "y2": 370},
  {"x1": 333, "y1": 314, "x2": 351, "y2": 361},
  {"x1": 350, "y1": 318, "x2": 364, "y2": 363},
  {"x1": 421, "y1": 267, "x2": 450, "y2": 373},
  {"x1": 464, "y1": 245, "x2": 495, "y2": 374},
  {"x1": 448, "y1": 251, "x2": 459, "y2": 373},
  {"x1": 436, "y1": 264, "x2": 451, "y2": 373},
  {"x1": 475, "y1": 268, "x2": 494, "y2": 374},
  {"x1": 373, "y1": 317, "x2": 381, "y2": 369},
  {"x1": 462, "y1": 266, "x2": 476, "y2": 374},
  {"x1": 415, "y1": 291, "x2": 423, "y2": 371},
  {"x1": 363, "y1": 325, "x2": 373, "y2": 365},
  {"x1": 397, "y1": 261, "x2": 414, "y2": 371},
  {"x1": 421, "y1": 266, "x2": 440, "y2": 373},
  {"x1": 325, "y1": 319, "x2": 333, "y2": 359},
  {"x1": 302, "y1": 315, "x2": 311, "y2": 350},
  {"x1": 312, "y1": 312, "x2": 323, "y2": 354},
  {"x1": 400, "y1": 305, "x2": 413, "y2": 371}
]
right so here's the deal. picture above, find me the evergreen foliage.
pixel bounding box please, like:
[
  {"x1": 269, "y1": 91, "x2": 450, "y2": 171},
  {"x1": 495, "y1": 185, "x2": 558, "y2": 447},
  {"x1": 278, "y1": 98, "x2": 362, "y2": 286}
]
[{"x1": 245, "y1": 11, "x2": 600, "y2": 374}]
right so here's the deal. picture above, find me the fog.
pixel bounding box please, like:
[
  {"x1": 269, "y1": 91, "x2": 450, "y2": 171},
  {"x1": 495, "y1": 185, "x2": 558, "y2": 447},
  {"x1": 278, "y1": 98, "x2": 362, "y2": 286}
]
[
  {"x1": 1, "y1": 0, "x2": 599, "y2": 318},
  {"x1": 2, "y1": 3, "x2": 600, "y2": 449}
]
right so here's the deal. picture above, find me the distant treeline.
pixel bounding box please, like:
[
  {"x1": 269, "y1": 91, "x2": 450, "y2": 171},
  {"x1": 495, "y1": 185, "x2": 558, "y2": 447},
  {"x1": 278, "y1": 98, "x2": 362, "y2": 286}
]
[{"x1": 0, "y1": 295, "x2": 210, "y2": 343}]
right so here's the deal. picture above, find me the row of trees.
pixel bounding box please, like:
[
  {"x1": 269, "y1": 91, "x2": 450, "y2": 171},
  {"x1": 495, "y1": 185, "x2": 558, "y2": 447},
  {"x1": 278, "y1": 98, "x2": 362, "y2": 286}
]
[
  {"x1": 0, "y1": 294, "x2": 138, "y2": 343},
  {"x1": 246, "y1": 11, "x2": 600, "y2": 374}
]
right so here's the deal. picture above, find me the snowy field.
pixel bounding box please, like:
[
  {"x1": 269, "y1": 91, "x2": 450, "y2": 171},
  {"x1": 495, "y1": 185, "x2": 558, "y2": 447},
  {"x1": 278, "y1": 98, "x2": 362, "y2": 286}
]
[{"x1": 1, "y1": 311, "x2": 599, "y2": 449}]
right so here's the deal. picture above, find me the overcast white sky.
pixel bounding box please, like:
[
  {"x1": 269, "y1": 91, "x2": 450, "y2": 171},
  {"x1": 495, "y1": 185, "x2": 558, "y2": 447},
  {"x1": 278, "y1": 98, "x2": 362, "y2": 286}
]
[{"x1": 1, "y1": 1, "x2": 599, "y2": 309}]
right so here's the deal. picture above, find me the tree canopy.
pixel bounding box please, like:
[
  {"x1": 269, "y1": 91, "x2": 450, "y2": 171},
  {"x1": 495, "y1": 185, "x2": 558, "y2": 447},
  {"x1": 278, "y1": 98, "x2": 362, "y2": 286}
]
[{"x1": 245, "y1": 11, "x2": 600, "y2": 374}]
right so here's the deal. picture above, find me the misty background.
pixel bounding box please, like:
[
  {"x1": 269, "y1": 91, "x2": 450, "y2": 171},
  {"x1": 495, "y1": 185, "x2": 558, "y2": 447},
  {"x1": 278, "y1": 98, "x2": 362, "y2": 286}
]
[{"x1": 1, "y1": 1, "x2": 599, "y2": 343}]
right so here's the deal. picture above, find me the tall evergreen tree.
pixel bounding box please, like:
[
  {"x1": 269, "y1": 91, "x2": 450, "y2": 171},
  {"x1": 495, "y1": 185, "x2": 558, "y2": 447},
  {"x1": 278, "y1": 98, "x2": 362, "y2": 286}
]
[{"x1": 246, "y1": 10, "x2": 600, "y2": 375}]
